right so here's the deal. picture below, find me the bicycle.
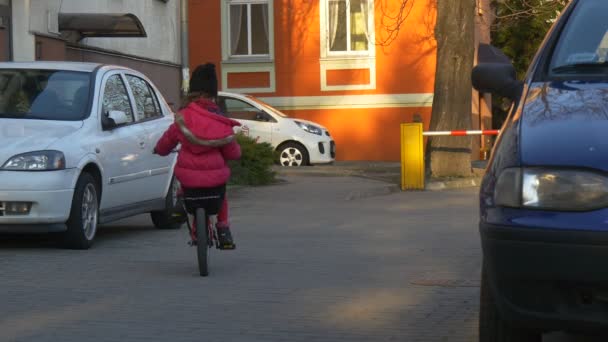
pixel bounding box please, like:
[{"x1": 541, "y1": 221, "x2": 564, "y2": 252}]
[{"x1": 172, "y1": 184, "x2": 234, "y2": 277}]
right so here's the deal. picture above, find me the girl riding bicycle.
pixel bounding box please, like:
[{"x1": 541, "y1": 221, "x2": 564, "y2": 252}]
[{"x1": 154, "y1": 63, "x2": 241, "y2": 249}]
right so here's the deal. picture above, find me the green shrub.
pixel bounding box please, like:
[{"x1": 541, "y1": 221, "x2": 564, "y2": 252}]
[{"x1": 228, "y1": 134, "x2": 277, "y2": 186}]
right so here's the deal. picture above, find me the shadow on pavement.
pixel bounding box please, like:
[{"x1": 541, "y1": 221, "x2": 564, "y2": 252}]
[{"x1": 0, "y1": 216, "x2": 161, "y2": 250}]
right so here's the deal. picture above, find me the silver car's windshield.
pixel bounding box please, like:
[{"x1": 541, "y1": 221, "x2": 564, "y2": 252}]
[{"x1": 0, "y1": 69, "x2": 92, "y2": 121}]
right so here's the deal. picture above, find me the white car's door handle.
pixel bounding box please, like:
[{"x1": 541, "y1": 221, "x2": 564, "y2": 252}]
[{"x1": 139, "y1": 141, "x2": 146, "y2": 148}]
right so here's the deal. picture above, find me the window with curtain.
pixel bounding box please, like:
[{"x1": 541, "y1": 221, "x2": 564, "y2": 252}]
[
  {"x1": 229, "y1": 1, "x2": 270, "y2": 57},
  {"x1": 327, "y1": 0, "x2": 372, "y2": 54}
]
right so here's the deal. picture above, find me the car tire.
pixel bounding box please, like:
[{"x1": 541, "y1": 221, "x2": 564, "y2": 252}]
[
  {"x1": 479, "y1": 263, "x2": 542, "y2": 342},
  {"x1": 62, "y1": 173, "x2": 99, "y2": 250},
  {"x1": 278, "y1": 142, "x2": 309, "y2": 167},
  {"x1": 151, "y1": 176, "x2": 185, "y2": 230}
]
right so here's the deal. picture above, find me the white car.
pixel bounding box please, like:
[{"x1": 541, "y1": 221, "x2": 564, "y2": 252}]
[
  {"x1": 0, "y1": 62, "x2": 181, "y2": 249},
  {"x1": 217, "y1": 92, "x2": 335, "y2": 166}
]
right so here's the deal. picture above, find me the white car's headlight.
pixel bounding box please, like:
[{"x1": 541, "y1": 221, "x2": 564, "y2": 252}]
[
  {"x1": 294, "y1": 121, "x2": 323, "y2": 136},
  {"x1": 494, "y1": 168, "x2": 608, "y2": 211},
  {"x1": 1, "y1": 151, "x2": 66, "y2": 171}
]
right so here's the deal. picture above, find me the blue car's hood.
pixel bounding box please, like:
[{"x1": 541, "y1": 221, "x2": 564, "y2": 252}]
[{"x1": 521, "y1": 81, "x2": 608, "y2": 172}]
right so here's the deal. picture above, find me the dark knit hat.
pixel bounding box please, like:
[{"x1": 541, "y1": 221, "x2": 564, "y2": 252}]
[{"x1": 189, "y1": 63, "x2": 218, "y2": 97}]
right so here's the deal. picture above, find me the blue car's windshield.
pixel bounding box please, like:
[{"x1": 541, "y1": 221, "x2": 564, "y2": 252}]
[
  {"x1": 0, "y1": 69, "x2": 92, "y2": 121},
  {"x1": 550, "y1": 1, "x2": 608, "y2": 75}
]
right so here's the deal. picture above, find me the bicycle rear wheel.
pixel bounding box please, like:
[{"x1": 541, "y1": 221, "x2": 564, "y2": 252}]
[{"x1": 195, "y1": 208, "x2": 209, "y2": 277}]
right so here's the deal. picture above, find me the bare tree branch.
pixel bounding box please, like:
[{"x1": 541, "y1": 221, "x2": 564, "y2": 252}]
[
  {"x1": 492, "y1": 0, "x2": 568, "y2": 28},
  {"x1": 375, "y1": 0, "x2": 416, "y2": 46}
]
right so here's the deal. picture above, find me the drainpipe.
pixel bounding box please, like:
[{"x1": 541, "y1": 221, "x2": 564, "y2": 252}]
[
  {"x1": 8, "y1": 0, "x2": 13, "y2": 61},
  {"x1": 180, "y1": 0, "x2": 189, "y2": 97}
]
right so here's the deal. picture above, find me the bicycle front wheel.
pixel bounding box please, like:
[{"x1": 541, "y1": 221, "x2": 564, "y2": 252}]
[{"x1": 195, "y1": 208, "x2": 209, "y2": 277}]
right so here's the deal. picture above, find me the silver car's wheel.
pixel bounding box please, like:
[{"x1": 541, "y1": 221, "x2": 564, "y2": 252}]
[
  {"x1": 171, "y1": 178, "x2": 180, "y2": 207},
  {"x1": 81, "y1": 183, "x2": 98, "y2": 241},
  {"x1": 151, "y1": 176, "x2": 185, "y2": 229},
  {"x1": 279, "y1": 142, "x2": 309, "y2": 167},
  {"x1": 63, "y1": 173, "x2": 99, "y2": 250}
]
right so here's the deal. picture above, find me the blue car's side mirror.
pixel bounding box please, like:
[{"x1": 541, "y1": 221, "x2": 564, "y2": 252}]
[{"x1": 472, "y1": 63, "x2": 524, "y2": 102}]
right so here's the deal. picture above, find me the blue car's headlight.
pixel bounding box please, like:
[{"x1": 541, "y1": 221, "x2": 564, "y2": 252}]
[
  {"x1": 495, "y1": 168, "x2": 608, "y2": 211},
  {"x1": 294, "y1": 121, "x2": 323, "y2": 136},
  {"x1": 1, "y1": 151, "x2": 66, "y2": 171}
]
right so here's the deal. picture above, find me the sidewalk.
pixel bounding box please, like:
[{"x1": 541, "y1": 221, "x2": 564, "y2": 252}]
[{"x1": 273, "y1": 160, "x2": 488, "y2": 190}]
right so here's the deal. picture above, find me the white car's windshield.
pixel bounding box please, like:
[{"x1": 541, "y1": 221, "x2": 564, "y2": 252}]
[
  {"x1": 246, "y1": 95, "x2": 289, "y2": 118},
  {"x1": 0, "y1": 69, "x2": 92, "y2": 121}
]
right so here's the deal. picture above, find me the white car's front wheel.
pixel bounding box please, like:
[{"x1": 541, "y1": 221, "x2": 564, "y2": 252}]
[
  {"x1": 278, "y1": 142, "x2": 309, "y2": 167},
  {"x1": 62, "y1": 173, "x2": 99, "y2": 250}
]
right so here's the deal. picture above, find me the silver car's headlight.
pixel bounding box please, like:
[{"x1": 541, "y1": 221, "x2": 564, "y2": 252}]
[
  {"x1": 294, "y1": 121, "x2": 322, "y2": 136},
  {"x1": 494, "y1": 168, "x2": 608, "y2": 211},
  {"x1": 1, "y1": 151, "x2": 66, "y2": 171}
]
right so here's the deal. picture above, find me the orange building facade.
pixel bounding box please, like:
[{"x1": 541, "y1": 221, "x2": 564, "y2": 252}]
[{"x1": 189, "y1": 0, "x2": 488, "y2": 161}]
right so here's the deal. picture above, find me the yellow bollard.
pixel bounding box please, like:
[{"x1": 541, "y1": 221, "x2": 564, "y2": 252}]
[{"x1": 400, "y1": 123, "x2": 425, "y2": 190}]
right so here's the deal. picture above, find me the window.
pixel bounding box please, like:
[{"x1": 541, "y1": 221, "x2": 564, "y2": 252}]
[
  {"x1": 246, "y1": 95, "x2": 288, "y2": 118},
  {"x1": 319, "y1": 0, "x2": 376, "y2": 90},
  {"x1": 229, "y1": 0, "x2": 270, "y2": 57},
  {"x1": 327, "y1": 0, "x2": 372, "y2": 54},
  {"x1": 219, "y1": 97, "x2": 264, "y2": 121},
  {"x1": 126, "y1": 75, "x2": 161, "y2": 121},
  {"x1": 102, "y1": 75, "x2": 134, "y2": 124}
]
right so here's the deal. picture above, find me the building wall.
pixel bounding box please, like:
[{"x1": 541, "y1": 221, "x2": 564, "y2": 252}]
[
  {"x1": 66, "y1": 45, "x2": 181, "y2": 109},
  {"x1": 189, "y1": 0, "x2": 438, "y2": 161},
  {"x1": 188, "y1": 0, "x2": 222, "y2": 83},
  {"x1": 35, "y1": 34, "x2": 66, "y2": 61},
  {"x1": 28, "y1": 0, "x2": 181, "y2": 64},
  {"x1": 7, "y1": 0, "x2": 182, "y2": 109},
  {"x1": 11, "y1": 0, "x2": 35, "y2": 61}
]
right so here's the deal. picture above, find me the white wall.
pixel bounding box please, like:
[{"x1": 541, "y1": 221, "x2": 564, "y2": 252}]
[
  {"x1": 28, "y1": 0, "x2": 181, "y2": 64},
  {"x1": 11, "y1": 0, "x2": 36, "y2": 61}
]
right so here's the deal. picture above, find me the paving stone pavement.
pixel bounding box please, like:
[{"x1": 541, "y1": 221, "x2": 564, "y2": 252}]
[{"x1": 0, "y1": 176, "x2": 600, "y2": 342}]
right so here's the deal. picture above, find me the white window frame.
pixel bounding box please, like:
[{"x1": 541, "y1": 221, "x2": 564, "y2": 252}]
[
  {"x1": 319, "y1": 0, "x2": 376, "y2": 91},
  {"x1": 222, "y1": 0, "x2": 274, "y2": 62},
  {"x1": 320, "y1": 0, "x2": 375, "y2": 58}
]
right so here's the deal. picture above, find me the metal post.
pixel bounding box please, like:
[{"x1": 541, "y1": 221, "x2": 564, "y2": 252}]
[
  {"x1": 180, "y1": 0, "x2": 189, "y2": 96},
  {"x1": 401, "y1": 123, "x2": 425, "y2": 191}
]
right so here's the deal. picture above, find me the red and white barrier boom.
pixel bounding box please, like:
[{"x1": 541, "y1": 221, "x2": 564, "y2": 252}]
[{"x1": 422, "y1": 130, "x2": 499, "y2": 137}]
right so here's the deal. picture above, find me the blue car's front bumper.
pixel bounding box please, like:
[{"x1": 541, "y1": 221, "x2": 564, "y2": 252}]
[{"x1": 481, "y1": 222, "x2": 608, "y2": 333}]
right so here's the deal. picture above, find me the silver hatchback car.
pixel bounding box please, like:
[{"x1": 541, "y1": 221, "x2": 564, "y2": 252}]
[{"x1": 0, "y1": 62, "x2": 182, "y2": 249}]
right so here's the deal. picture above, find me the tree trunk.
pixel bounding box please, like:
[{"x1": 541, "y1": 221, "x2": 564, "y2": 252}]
[{"x1": 427, "y1": 0, "x2": 476, "y2": 177}]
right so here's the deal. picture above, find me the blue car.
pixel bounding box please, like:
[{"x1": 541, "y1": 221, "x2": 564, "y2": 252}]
[{"x1": 472, "y1": 0, "x2": 608, "y2": 340}]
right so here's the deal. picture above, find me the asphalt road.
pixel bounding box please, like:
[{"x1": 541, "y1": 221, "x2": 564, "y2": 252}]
[{"x1": 0, "y1": 176, "x2": 602, "y2": 341}]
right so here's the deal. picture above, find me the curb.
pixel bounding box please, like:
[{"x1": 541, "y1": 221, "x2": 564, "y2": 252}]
[
  {"x1": 273, "y1": 168, "x2": 359, "y2": 178},
  {"x1": 273, "y1": 166, "x2": 485, "y2": 191}
]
